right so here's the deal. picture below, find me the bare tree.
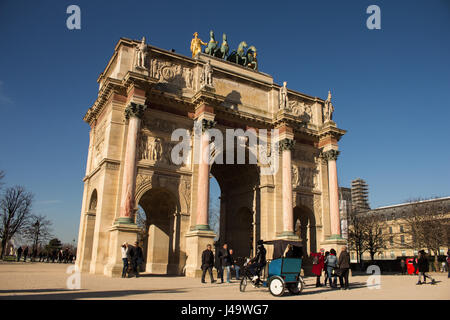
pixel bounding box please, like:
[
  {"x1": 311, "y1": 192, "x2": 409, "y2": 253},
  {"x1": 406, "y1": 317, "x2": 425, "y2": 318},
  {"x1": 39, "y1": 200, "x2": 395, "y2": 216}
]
[
  {"x1": 363, "y1": 214, "x2": 387, "y2": 261},
  {"x1": 0, "y1": 186, "x2": 34, "y2": 259},
  {"x1": 0, "y1": 170, "x2": 4, "y2": 189},
  {"x1": 347, "y1": 211, "x2": 367, "y2": 267},
  {"x1": 401, "y1": 199, "x2": 450, "y2": 270},
  {"x1": 24, "y1": 215, "x2": 53, "y2": 252}
]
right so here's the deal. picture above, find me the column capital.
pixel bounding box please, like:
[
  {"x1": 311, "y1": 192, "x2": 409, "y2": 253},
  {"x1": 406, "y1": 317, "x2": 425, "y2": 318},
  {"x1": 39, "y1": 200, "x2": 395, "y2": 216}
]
[
  {"x1": 321, "y1": 149, "x2": 340, "y2": 161},
  {"x1": 201, "y1": 119, "x2": 217, "y2": 132},
  {"x1": 125, "y1": 102, "x2": 147, "y2": 120},
  {"x1": 279, "y1": 138, "x2": 296, "y2": 152}
]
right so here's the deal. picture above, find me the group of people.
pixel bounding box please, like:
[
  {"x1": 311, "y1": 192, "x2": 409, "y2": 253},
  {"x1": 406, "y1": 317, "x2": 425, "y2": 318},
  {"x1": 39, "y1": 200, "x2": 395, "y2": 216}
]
[
  {"x1": 201, "y1": 240, "x2": 267, "y2": 284},
  {"x1": 121, "y1": 241, "x2": 144, "y2": 278},
  {"x1": 15, "y1": 246, "x2": 75, "y2": 264},
  {"x1": 311, "y1": 246, "x2": 351, "y2": 290}
]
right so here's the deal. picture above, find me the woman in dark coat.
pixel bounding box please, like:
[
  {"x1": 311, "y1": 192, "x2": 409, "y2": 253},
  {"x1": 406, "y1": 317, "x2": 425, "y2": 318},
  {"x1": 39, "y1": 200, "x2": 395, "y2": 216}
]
[{"x1": 416, "y1": 250, "x2": 436, "y2": 285}]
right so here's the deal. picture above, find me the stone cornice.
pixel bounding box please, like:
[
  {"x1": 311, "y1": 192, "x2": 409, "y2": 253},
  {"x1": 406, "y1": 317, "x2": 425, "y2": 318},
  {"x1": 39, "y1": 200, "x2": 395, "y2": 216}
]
[
  {"x1": 83, "y1": 78, "x2": 123, "y2": 126},
  {"x1": 319, "y1": 121, "x2": 346, "y2": 141},
  {"x1": 83, "y1": 158, "x2": 121, "y2": 182}
]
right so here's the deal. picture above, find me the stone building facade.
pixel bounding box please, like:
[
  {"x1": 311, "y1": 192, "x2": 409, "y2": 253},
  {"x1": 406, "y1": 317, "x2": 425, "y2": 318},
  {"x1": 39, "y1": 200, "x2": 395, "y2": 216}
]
[{"x1": 75, "y1": 37, "x2": 347, "y2": 277}]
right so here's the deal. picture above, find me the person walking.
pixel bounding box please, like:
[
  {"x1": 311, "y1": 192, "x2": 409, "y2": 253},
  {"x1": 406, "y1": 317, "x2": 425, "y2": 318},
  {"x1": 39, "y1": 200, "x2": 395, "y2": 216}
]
[
  {"x1": 413, "y1": 256, "x2": 418, "y2": 275},
  {"x1": 214, "y1": 242, "x2": 224, "y2": 283},
  {"x1": 229, "y1": 249, "x2": 240, "y2": 281},
  {"x1": 416, "y1": 250, "x2": 436, "y2": 285},
  {"x1": 23, "y1": 247, "x2": 29, "y2": 262},
  {"x1": 400, "y1": 259, "x2": 406, "y2": 275},
  {"x1": 447, "y1": 250, "x2": 450, "y2": 278},
  {"x1": 121, "y1": 242, "x2": 129, "y2": 278},
  {"x1": 219, "y1": 243, "x2": 232, "y2": 283},
  {"x1": 311, "y1": 249, "x2": 325, "y2": 287},
  {"x1": 130, "y1": 241, "x2": 143, "y2": 278},
  {"x1": 323, "y1": 251, "x2": 330, "y2": 286},
  {"x1": 325, "y1": 249, "x2": 338, "y2": 288},
  {"x1": 201, "y1": 244, "x2": 215, "y2": 284},
  {"x1": 16, "y1": 246, "x2": 23, "y2": 262},
  {"x1": 337, "y1": 246, "x2": 351, "y2": 290}
]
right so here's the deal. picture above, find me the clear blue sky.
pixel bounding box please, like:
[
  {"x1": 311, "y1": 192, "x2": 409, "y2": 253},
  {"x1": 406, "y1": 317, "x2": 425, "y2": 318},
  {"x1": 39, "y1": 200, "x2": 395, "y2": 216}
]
[{"x1": 0, "y1": 1, "x2": 449, "y2": 244}]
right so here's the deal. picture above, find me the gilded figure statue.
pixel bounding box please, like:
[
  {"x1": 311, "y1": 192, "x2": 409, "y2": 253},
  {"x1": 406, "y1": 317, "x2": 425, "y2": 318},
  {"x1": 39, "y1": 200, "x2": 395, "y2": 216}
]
[{"x1": 190, "y1": 32, "x2": 207, "y2": 58}]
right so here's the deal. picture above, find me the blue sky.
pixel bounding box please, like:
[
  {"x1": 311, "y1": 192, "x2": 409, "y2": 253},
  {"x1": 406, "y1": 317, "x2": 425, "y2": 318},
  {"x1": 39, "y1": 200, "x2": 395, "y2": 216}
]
[{"x1": 0, "y1": 1, "x2": 449, "y2": 244}]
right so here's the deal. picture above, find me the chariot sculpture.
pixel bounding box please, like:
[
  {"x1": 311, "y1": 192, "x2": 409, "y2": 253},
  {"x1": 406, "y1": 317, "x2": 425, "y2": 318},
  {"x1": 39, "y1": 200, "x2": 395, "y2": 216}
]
[{"x1": 190, "y1": 31, "x2": 258, "y2": 71}]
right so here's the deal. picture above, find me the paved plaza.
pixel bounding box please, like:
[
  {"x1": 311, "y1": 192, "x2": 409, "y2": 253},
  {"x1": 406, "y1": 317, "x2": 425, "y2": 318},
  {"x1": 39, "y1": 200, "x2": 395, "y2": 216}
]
[{"x1": 0, "y1": 262, "x2": 448, "y2": 300}]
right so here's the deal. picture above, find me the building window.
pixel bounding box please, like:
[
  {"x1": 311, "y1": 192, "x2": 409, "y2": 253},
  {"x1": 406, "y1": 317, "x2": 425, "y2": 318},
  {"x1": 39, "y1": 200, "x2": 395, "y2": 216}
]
[
  {"x1": 400, "y1": 225, "x2": 404, "y2": 233},
  {"x1": 390, "y1": 251, "x2": 395, "y2": 259},
  {"x1": 390, "y1": 237, "x2": 394, "y2": 246},
  {"x1": 440, "y1": 249, "x2": 445, "y2": 255},
  {"x1": 380, "y1": 252, "x2": 385, "y2": 259},
  {"x1": 414, "y1": 250, "x2": 418, "y2": 256},
  {"x1": 401, "y1": 251, "x2": 406, "y2": 256},
  {"x1": 389, "y1": 226, "x2": 393, "y2": 234},
  {"x1": 400, "y1": 235, "x2": 405, "y2": 245},
  {"x1": 351, "y1": 252, "x2": 355, "y2": 260}
]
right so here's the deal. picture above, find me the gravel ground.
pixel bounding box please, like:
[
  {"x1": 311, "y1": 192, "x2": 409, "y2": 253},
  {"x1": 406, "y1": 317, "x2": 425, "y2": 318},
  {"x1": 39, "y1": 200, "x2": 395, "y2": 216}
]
[{"x1": 0, "y1": 262, "x2": 448, "y2": 300}]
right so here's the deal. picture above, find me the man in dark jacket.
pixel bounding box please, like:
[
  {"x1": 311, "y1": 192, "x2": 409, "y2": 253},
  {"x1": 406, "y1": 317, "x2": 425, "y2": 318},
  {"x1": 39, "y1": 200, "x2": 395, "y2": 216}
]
[
  {"x1": 201, "y1": 244, "x2": 215, "y2": 284},
  {"x1": 248, "y1": 240, "x2": 266, "y2": 283},
  {"x1": 130, "y1": 241, "x2": 144, "y2": 278},
  {"x1": 416, "y1": 250, "x2": 436, "y2": 285},
  {"x1": 218, "y1": 243, "x2": 232, "y2": 283},
  {"x1": 16, "y1": 246, "x2": 23, "y2": 262},
  {"x1": 337, "y1": 246, "x2": 351, "y2": 290},
  {"x1": 214, "y1": 242, "x2": 224, "y2": 283},
  {"x1": 23, "y1": 247, "x2": 29, "y2": 262}
]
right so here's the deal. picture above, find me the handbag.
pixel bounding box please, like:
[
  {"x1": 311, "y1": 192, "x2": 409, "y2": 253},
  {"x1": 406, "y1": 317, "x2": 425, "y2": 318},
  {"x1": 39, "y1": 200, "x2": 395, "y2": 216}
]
[{"x1": 334, "y1": 267, "x2": 343, "y2": 277}]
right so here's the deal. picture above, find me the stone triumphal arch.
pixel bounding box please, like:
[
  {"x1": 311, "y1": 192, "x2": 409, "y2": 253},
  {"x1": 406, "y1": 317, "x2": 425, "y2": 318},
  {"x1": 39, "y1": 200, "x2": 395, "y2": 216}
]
[{"x1": 76, "y1": 35, "x2": 346, "y2": 277}]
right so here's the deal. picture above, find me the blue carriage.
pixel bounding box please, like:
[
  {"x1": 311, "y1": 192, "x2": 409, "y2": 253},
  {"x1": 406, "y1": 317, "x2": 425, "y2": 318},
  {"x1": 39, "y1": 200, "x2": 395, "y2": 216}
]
[{"x1": 239, "y1": 240, "x2": 305, "y2": 297}]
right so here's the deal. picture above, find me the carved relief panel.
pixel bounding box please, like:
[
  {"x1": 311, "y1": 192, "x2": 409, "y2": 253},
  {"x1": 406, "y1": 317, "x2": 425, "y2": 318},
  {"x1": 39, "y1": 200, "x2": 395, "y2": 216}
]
[
  {"x1": 150, "y1": 58, "x2": 195, "y2": 91},
  {"x1": 93, "y1": 120, "x2": 106, "y2": 167}
]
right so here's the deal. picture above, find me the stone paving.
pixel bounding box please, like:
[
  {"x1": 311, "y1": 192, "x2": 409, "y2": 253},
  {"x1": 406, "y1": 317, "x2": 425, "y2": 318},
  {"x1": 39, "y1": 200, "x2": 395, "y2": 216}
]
[{"x1": 0, "y1": 262, "x2": 448, "y2": 300}]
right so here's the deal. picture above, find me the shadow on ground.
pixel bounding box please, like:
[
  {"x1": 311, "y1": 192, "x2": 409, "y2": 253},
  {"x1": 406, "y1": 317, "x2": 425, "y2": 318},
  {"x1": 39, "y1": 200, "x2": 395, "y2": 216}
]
[{"x1": 0, "y1": 288, "x2": 187, "y2": 300}]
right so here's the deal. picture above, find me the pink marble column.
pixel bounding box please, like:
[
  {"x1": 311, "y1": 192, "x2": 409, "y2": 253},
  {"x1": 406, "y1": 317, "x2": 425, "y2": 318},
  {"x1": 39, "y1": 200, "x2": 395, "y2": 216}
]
[
  {"x1": 281, "y1": 139, "x2": 295, "y2": 235},
  {"x1": 117, "y1": 103, "x2": 146, "y2": 224},
  {"x1": 325, "y1": 150, "x2": 341, "y2": 237},
  {"x1": 195, "y1": 130, "x2": 211, "y2": 229}
]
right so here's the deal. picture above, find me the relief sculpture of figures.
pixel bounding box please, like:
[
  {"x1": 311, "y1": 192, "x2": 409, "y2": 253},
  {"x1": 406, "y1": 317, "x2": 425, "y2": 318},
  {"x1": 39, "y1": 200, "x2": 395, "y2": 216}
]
[
  {"x1": 323, "y1": 90, "x2": 334, "y2": 122},
  {"x1": 135, "y1": 37, "x2": 147, "y2": 69},
  {"x1": 184, "y1": 67, "x2": 193, "y2": 89},
  {"x1": 279, "y1": 81, "x2": 289, "y2": 110},
  {"x1": 152, "y1": 138, "x2": 163, "y2": 161},
  {"x1": 292, "y1": 165, "x2": 299, "y2": 187},
  {"x1": 190, "y1": 32, "x2": 207, "y2": 58}
]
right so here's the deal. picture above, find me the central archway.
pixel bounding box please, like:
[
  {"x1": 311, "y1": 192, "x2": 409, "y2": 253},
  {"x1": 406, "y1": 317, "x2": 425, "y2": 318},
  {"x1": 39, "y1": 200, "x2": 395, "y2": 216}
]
[
  {"x1": 210, "y1": 161, "x2": 260, "y2": 259},
  {"x1": 138, "y1": 187, "x2": 179, "y2": 274}
]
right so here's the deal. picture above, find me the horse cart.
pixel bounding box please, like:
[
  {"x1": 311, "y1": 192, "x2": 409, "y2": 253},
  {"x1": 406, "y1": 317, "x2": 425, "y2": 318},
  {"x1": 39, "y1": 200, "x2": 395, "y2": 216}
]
[{"x1": 239, "y1": 240, "x2": 305, "y2": 297}]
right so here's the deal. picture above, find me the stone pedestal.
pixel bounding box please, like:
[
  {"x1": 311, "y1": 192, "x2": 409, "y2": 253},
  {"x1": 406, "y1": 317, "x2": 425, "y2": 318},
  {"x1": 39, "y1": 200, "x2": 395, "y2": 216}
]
[
  {"x1": 104, "y1": 223, "x2": 139, "y2": 277},
  {"x1": 185, "y1": 229, "x2": 216, "y2": 277}
]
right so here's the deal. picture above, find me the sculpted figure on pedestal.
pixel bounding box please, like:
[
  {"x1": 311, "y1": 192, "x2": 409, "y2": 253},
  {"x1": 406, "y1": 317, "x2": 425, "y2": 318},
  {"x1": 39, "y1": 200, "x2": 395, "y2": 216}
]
[
  {"x1": 279, "y1": 81, "x2": 289, "y2": 110},
  {"x1": 323, "y1": 90, "x2": 334, "y2": 122},
  {"x1": 201, "y1": 60, "x2": 213, "y2": 87},
  {"x1": 135, "y1": 37, "x2": 147, "y2": 69}
]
